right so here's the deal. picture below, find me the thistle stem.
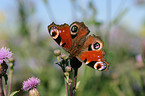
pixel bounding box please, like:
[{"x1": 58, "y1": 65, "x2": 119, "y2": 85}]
[
  {"x1": 72, "y1": 69, "x2": 78, "y2": 96},
  {"x1": 8, "y1": 71, "x2": 13, "y2": 96},
  {"x1": 5, "y1": 84, "x2": 7, "y2": 96},
  {"x1": 0, "y1": 77, "x2": 4, "y2": 96},
  {"x1": 64, "y1": 77, "x2": 68, "y2": 96},
  {"x1": 69, "y1": 83, "x2": 72, "y2": 96}
]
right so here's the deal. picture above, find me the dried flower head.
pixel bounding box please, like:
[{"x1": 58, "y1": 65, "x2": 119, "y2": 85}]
[
  {"x1": 0, "y1": 47, "x2": 13, "y2": 63},
  {"x1": 22, "y1": 77, "x2": 40, "y2": 91}
]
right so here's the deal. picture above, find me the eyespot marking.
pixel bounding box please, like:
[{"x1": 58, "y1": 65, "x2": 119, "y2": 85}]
[
  {"x1": 50, "y1": 26, "x2": 59, "y2": 39},
  {"x1": 88, "y1": 41, "x2": 103, "y2": 51},
  {"x1": 93, "y1": 42, "x2": 100, "y2": 49},
  {"x1": 70, "y1": 24, "x2": 79, "y2": 39},
  {"x1": 94, "y1": 62, "x2": 107, "y2": 71},
  {"x1": 91, "y1": 42, "x2": 100, "y2": 50},
  {"x1": 71, "y1": 25, "x2": 78, "y2": 34}
]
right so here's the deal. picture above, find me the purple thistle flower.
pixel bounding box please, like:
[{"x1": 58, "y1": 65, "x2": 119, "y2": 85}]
[
  {"x1": 22, "y1": 77, "x2": 40, "y2": 91},
  {"x1": 0, "y1": 47, "x2": 13, "y2": 63}
]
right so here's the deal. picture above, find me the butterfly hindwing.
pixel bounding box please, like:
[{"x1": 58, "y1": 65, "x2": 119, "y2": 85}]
[{"x1": 78, "y1": 36, "x2": 110, "y2": 71}]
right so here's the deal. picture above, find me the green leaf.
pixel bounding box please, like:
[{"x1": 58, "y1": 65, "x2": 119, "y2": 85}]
[
  {"x1": 76, "y1": 81, "x2": 80, "y2": 90},
  {"x1": 10, "y1": 90, "x2": 20, "y2": 96}
]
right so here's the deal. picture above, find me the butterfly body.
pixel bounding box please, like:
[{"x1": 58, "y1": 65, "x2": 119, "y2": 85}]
[{"x1": 48, "y1": 22, "x2": 110, "y2": 71}]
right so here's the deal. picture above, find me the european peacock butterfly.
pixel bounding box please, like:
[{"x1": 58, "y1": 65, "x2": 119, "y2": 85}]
[{"x1": 48, "y1": 22, "x2": 110, "y2": 71}]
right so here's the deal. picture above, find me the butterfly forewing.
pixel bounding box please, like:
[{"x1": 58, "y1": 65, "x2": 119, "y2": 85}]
[
  {"x1": 69, "y1": 22, "x2": 90, "y2": 58},
  {"x1": 48, "y1": 22, "x2": 72, "y2": 52}
]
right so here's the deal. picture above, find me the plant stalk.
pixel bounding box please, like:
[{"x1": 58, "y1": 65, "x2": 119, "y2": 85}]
[
  {"x1": 8, "y1": 71, "x2": 13, "y2": 96},
  {"x1": 69, "y1": 83, "x2": 72, "y2": 96},
  {"x1": 64, "y1": 77, "x2": 68, "y2": 96},
  {"x1": 0, "y1": 77, "x2": 4, "y2": 96},
  {"x1": 72, "y1": 69, "x2": 78, "y2": 96}
]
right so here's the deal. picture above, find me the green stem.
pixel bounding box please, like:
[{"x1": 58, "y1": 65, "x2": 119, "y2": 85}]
[
  {"x1": 5, "y1": 84, "x2": 7, "y2": 96},
  {"x1": 69, "y1": 83, "x2": 72, "y2": 96},
  {"x1": 64, "y1": 77, "x2": 68, "y2": 96},
  {"x1": 8, "y1": 71, "x2": 13, "y2": 96},
  {"x1": 0, "y1": 77, "x2": 4, "y2": 96},
  {"x1": 72, "y1": 69, "x2": 78, "y2": 96}
]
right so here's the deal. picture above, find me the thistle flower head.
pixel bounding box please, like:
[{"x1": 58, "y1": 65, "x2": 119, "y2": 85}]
[
  {"x1": 22, "y1": 77, "x2": 40, "y2": 91},
  {"x1": 0, "y1": 47, "x2": 13, "y2": 63}
]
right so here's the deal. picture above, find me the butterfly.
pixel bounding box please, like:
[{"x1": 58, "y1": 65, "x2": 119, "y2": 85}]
[{"x1": 48, "y1": 22, "x2": 110, "y2": 71}]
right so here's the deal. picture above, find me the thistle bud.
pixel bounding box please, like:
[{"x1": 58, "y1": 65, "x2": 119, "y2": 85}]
[
  {"x1": 61, "y1": 54, "x2": 68, "y2": 60},
  {"x1": 8, "y1": 58, "x2": 15, "y2": 63},
  {"x1": 29, "y1": 88, "x2": 40, "y2": 96},
  {"x1": 64, "y1": 72, "x2": 69, "y2": 77},
  {"x1": 65, "y1": 66, "x2": 71, "y2": 72},
  {"x1": 68, "y1": 79, "x2": 72, "y2": 83},
  {"x1": 54, "y1": 49, "x2": 61, "y2": 56}
]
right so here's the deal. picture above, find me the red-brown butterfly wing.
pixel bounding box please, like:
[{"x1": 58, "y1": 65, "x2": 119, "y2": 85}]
[
  {"x1": 78, "y1": 50, "x2": 109, "y2": 71},
  {"x1": 48, "y1": 22, "x2": 110, "y2": 71},
  {"x1": 48, "y1": 22, "x2": 72, "y2": 52},
  {"x1": 69, "y1": 22, "x2": 90, "y2": 57},
  {"x1": 77, "y1": 36, "x2": 110, "y2": 71}
]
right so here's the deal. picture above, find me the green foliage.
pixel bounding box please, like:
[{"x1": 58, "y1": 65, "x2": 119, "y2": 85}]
[
  {"x1": 10, "y1": 91, "x2": 20, "y2": 96},
  {"x1": 0, "y1": 0, "x2": 145, "y2": 96},
  {"x1": 112, "y1": 8, "x2": 129, "y2": 25}
]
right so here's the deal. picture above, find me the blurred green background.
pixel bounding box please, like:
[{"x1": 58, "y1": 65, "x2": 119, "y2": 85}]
[{"x1": 0, "y1": 0, "x2": 145, "y2": 96}]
